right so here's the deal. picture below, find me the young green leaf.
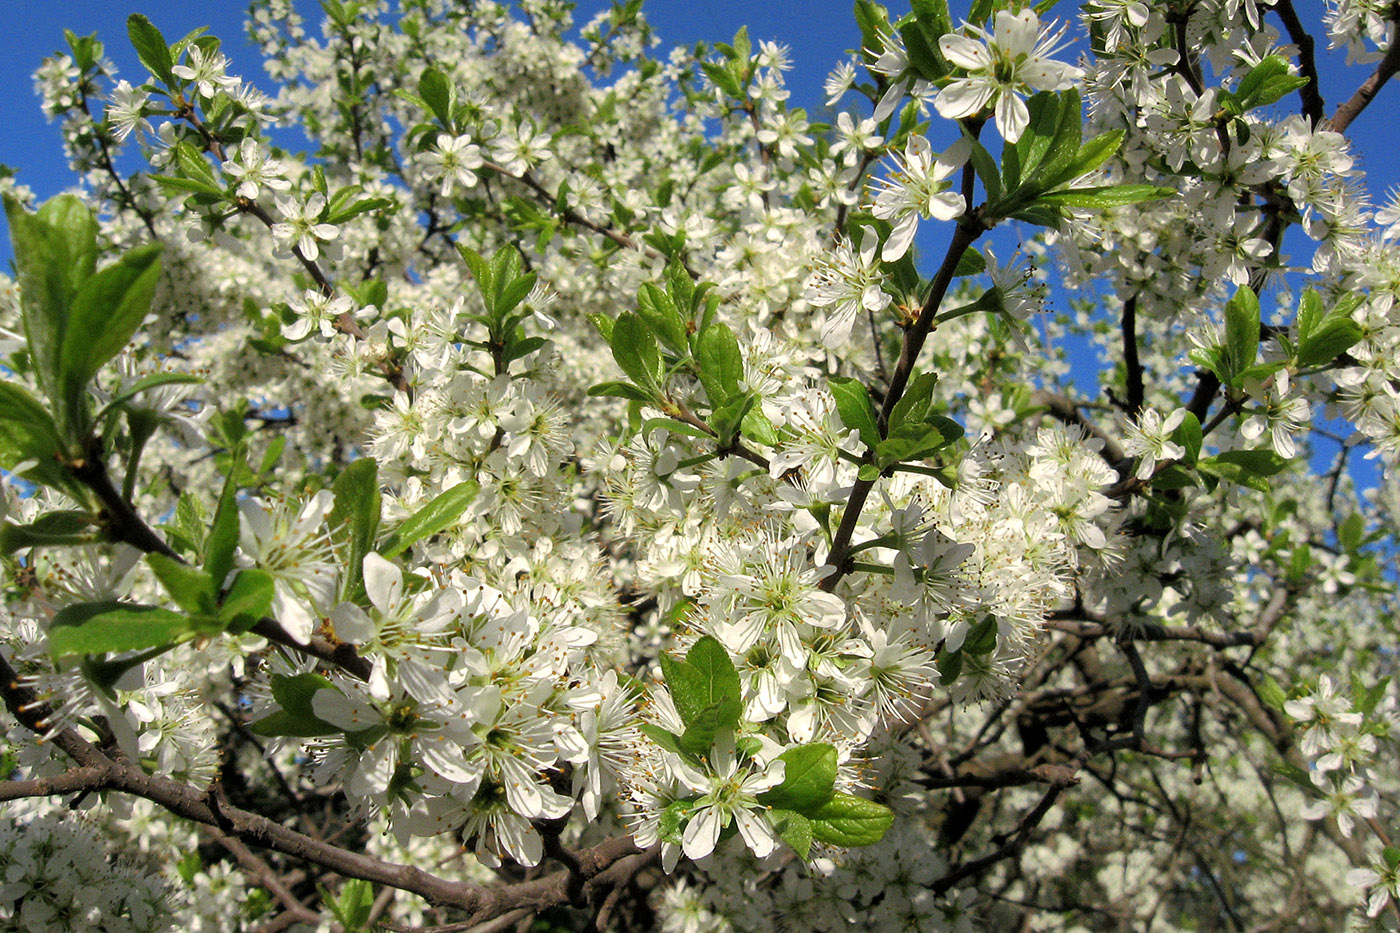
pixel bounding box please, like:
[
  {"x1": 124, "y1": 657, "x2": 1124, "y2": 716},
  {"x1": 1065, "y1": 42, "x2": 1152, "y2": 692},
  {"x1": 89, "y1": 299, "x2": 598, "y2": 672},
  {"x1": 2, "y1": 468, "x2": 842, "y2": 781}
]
[
  {"x1": 767, "y1": 808, "x2": 813, "y2": 858},
  {"x1": 4, "y1": 194, "x2": 99, "y2": 404},
  {"x1": 146, "y1": 552, "x2": 217, "y2": 616},
  {"x1": 660, "y1": 635, "x2": 742, "y2": 729},
  {"x1": 377, "y1": 480, "x2": 480, "y2": 558},
  {"x1": 758, "y1": 743, "x2": 838, "y2": 812},
  {"x1": 127, "y1": 14, "x2": 175, "y2": 87},
  {"x1": 203, "y1": 444, "x2": 243, "y2": 587},
  {"x1": 219, "y1": 569, "x2": 275, "y2": 632},
  {"x1": 828, "y1": 377, "x2": 881, "y2": 452},
  {"x1": 677, "y1": 697, "x2": 743, "y2": 755},
  {"x1": 249, "y1": 673, "x2": 342, "y2": 737},
  {"x1": 330, "y1": 457, "x2": 381, "y2": 600},
  {"x1": 696, "y1": 322, "x2": 744, "y2": 405},
  {"x1": 610, "y1": 312, "x2": 663, "y2": 395},
  {"x1": 60, "y1": 242, "x2": 163, "y2": 421},
  {"x1": 48, "y1": 601, "x2": 192, "y2": 658},
  {"x1": 806, "y1": 792, "x2": 895, "y2": 847},
  {"x1": 1223, "y1": 285, "x2": 1261, "y2": 381},
  {"x1": 1036, "y1": 184, "x2": 1175, "y2": 209}
]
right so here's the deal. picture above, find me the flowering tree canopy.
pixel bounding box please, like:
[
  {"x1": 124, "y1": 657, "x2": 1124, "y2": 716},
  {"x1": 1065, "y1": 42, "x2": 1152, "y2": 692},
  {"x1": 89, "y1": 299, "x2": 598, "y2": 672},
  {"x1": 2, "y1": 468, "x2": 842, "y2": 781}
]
[{"x1": 3, "y1": 0, "x2": 1400, "y2": 930}]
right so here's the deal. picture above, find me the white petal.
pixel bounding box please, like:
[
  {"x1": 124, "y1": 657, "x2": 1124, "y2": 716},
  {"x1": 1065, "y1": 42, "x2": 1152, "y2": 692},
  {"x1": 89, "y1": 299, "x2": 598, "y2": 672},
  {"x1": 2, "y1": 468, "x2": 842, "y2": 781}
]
[
  {"x1": 682, "y1": 805, "x2": 724, "y2": 860},
  {"x1": 935, "y1": 78, "x2": 994, "y2": 121},
  {"x1": 996, "y1": 94, "x2": 1031, "y2": 144},
  {"x1": 363, "y1": 552, "x2": 403, "y2": 615},
  {"x1": 736, "y1": 809, "x2": 777, "y2": 858},
  {"x1": 313, "y1": 687, "x2": 377, "y2": 732},
  {"x1": 881, "y1": 214, "x2": 918, "y2": 263},
  {"x1": 938, "y1": 34, "x2": 991, "y2": 71},
  {"x1": 419, "y1": 735, "x2": 482, "y2": 786},
  {"x1": 273, "y1": 585, "x2": 315, "y2": 644},
  {"x1": 331, "y1": 602, "x2": 375, "y2": 644}
]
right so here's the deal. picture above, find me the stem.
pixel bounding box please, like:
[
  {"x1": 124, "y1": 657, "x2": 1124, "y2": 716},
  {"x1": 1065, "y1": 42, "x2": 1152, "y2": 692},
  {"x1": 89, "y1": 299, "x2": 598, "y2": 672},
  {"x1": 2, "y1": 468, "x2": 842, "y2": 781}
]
[{"x1": 822, "y1": 221, "x2": 982, "y2": 590}]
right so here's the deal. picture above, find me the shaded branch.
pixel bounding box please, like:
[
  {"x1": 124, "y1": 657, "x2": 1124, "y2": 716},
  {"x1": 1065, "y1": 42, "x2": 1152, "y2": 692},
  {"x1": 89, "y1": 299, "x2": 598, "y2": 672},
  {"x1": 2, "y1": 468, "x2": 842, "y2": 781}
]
[{"x1": 1273, "y1": 0, "x2": 1327, "y2": 127}]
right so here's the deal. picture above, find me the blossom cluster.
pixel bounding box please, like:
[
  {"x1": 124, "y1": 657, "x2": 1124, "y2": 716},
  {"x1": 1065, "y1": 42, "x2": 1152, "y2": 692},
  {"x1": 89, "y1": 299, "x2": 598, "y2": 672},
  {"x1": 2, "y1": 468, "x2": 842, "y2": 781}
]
[{"x1": 0, "y1": 0, "x2": 1397, "y2": 930}]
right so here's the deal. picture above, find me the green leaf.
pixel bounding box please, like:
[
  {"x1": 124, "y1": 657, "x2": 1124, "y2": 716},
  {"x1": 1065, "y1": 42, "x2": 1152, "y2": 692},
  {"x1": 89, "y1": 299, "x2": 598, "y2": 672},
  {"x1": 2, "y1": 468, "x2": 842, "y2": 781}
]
[
  {"x1": 219, "y1": 568, "x2": 274, "y2": 632},
  {"x1": 696, "y1": 322, "x2": 743, "y2": 405},
  {"x1": 0, "y1": 381, "x2": 65, "y2": 473},
  {"x1": 1009, "y1": 91, "x2": 1065, "y2": 188},
  {"x1": 98, "y1": 372, "x2": 202, "y2": 421},
  {"x1": 249, "y1": 673, "x2": 341, "y2": 737},
  {"x1": 174, "y1": 141, "x2": 222, "y2": 190},
  {"x1": 853, "y1": 1, "x2": 890, "y2": 62},
  {"x1": 1036, "y1": 185, "x2": 1175, "y2": 209},
  {"x1": 807, "y1": 792, "x2": 895, "y2": 847},
  {"x1": 0, "y1": 509, "x2": 94, "y2": 553},
  {"x1": 637, "y1": 282, "x2": 689, "y2": 356},
  {"x1": 1272, "y1": 761, "x2": 1318, "y2": 795},
  {"x1": 875, "y1": 422, "x2": 946, "y2": 469},
  {"x1": 1172, "y1": 411, "x2": 1202, "y2": 467},
  {"x1": 962, "y1": 615, "x2": 998, "y2": 655},
  {"x1": 759, "y1": 743, "x2": 838, "y2": 813},
  {"x1": 659, "y1": 798, "x2": 694, "y2": 845},
  {"x1": 127, "y1": 14, "x2": 175, "y2": 86},
  {"x1": 323, "y1": 878, "x2": 374, "y2": 930},
  {"x1": 768, "y1": 808, "x2": 813, "y2": 858},
  {"x1": 639, "y1": 723, "x2": 683, "y2": 754},
  {"x1": 1223, "y1": 285, "x2": 1261, "y2": 381},
  {"x1": 418, "y1": 68, "x2": 453, "y2": 127},
  {"x1": 888, "y1": 371, "x2": 937, "y2": 431},
  {"x1": 709, "y1": 392, "x2": 755, "y2": 445},
  {"x1": 642, "y1": 417, "x2": 713, "y2": 441},
  {"x1": 203, "y1": 445, "x2": 242, "y2": 587},
  {"x1": 1236, "y1": 55, "x2": 1307, "y2": 110},
  {"x1": 828, "y1": 377, "x2": 881, "y2": 452},
  {"x1": 700, "y1": 61, "x2": 742, "y2": 98},
  {"x1": 610, "y1": 312, "x2": 663, "y2": 395},
  {"x1": 48, "y1": 601, "x2": 192, "y2": 658},
  {"x1": 330, "y1": 458, "x2": 380, "y2": 600},
  {"x1": 1257, "y1": 674, "x2": 1288, "y2": 712},
  {"x1": 456, "y1": 243, "x2": 491, "y2": 295},
  {"x1": 378, "y1": 480, "x2": 479, "y2": 557},
  {"x1": 1042, "y1": 129, "x2": 1122, "y2": 191},
  {"x1": 61, "y1": 242, "x2": 163, "y2": 416},
  {"x1": 741, "y1": 407, "x2": 779, "y2": 447},
  {"x1": 660, "y1": 635, "x2": 742, "y2": 729},
  {"x1": 1298, "y1": 316, "x2": 1362, "y2": 368},
  {"x1": 325, "y1": 196, "x2": 393, "y2": 225},
  {"x1": 965, "y1": 134, "x2": 1002, "y2": 203},
  {"x1": 953, "y1": 245, "x2": 986, "y2": 277},
  {"x1": 147, "y1": 552, "x2": 216, "y2": 616},
  {"x1": 149, "y1": 174, "x2": 225, "y2": 198},
  {"x1": 4, "y1": 194, "x2": 98, "y2": 405},
  {"x1": 677, "y1": 697, "x2": 743, "y2": 755},
  {"x1": 587, "y1": 380, "x2": 653, "y2": 402}
]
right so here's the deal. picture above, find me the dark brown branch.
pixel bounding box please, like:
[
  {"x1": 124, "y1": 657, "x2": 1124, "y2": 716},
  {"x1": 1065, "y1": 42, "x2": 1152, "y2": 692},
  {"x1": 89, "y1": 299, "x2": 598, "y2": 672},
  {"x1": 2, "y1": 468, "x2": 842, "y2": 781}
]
[
  {"x1": 1121, "y1": 294, "x2": 1144, "y2": 416},
  {"x1": 822, "y1": 220, "x2": 982, "y2": 589},
  {"x1": 1273, "y1": 0, "x2": 1327, "y2": 127},
  {"x1": 931, "y1": 773, "x2": 1077, "y2": 895},
  {"x1": 210, "y1": 830, "x2": 323, "y2": 928},
  {"x1": 1044, "y1": 618, "x2": 1262, "y2": 650}
]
